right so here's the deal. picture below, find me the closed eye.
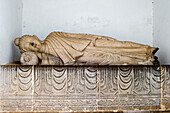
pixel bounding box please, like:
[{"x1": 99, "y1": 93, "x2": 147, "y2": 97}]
[{"x1": 30, "y1": 43, "x2": 34, "y2": 46}]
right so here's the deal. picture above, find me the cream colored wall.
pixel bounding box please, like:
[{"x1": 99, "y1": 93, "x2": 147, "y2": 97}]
[
  {"x1": 22, "y1": 0, "x2": 153, "y2": 46},
  {"x1": 0, "y1": 0, "x2": 22, "y2": 64},
  {"x1": 1, "y1": 0, "x2": 170, "y2": 64},
  {"x1": 153, "y1": 0, "x2": 170, "y2": 65}
]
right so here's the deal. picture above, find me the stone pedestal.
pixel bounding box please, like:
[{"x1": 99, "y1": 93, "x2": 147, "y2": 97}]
[{"x1": 0, "y1": 65, "x2": 169, "y2": 112}]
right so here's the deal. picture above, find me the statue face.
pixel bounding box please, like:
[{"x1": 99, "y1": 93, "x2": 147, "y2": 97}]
[{"x1": 17, "y1": 35, "x2": 42, "y2": 53}]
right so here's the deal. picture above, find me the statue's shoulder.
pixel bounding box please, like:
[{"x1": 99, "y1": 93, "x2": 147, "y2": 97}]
[
  {"x1": 48, "y1": 31, "x2": 71, "y2": 37},
  {"x1": 46, "y1": 32, "x2": 63, "y2": 38},
  {"x1": 48, "y1": 31, "x2": 62, "y2": 35},
  {"x1": 47, "y1": 32, "x2": 116, "y2": 41},
  {"x1": 48, "y1": 32, "x2": 86, "y2": 39}
]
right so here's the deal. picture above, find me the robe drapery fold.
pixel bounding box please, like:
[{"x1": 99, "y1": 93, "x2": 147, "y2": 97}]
[
  {"x1": 42, "y1": 32, "x2": 92, "y2": 64},
  {"x1": 38, "y1": 32, "x2": 158, "y2": 65}
]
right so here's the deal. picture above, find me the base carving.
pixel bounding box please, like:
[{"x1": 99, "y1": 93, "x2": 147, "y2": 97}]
[{"x1": 0, "y1": 65, "x2": 169, "y2": 112}]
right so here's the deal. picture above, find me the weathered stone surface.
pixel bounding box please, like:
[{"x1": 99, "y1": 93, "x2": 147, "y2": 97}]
[{"x1": 0, "y1": 65, "x2": 169, "y2": 112}]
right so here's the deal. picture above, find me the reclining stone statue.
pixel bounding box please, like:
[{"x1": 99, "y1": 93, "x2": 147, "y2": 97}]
[{"x1": 14, "y1": 32, "x2": 159, "y2": 65}]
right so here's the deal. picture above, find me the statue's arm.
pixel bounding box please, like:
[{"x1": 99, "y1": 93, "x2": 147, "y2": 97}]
[
  {"x1": 57, "y1": 32, "x2": 116, "y2": 46},
  {"x1": 34, "y1": 52, "x2": 49, "y2": 65},
  {"x1": 35, "y1": 52, "x2": 62, "y2": 65},
  {"x1": 35, "y1": 52, "x2": 42, "y2": 60},
  {"x1": 52, "y1": 32, "x2": 115, "y2": 41}
]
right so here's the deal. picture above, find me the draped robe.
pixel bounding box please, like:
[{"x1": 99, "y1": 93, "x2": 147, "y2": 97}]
[{"x1": 39, "y1": 32, "x2": 157, "y2": 65}]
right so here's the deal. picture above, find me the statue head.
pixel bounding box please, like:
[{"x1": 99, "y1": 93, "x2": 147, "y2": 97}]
[{"x1": 14, "y1": 35, "x2": 42, "y2": 53}]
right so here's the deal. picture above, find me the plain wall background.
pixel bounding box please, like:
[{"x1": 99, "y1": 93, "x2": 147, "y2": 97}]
[
  {"x1": 0, "y1": 0, "x2": 22, "y2": 65},
  {"x1": 153, "y1": 0, "x2": 170, "y2": 65},
  {"x1": 22, "y1": 0, "x2": 153, "y2": 45},
  {"x1": 0, "y1": 0, "x2": 170, "y2": 65}
]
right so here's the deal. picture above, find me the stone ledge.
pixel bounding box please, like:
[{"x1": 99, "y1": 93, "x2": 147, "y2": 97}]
[{"x1": 0, "y1": 65, "x2": 169, "y2": 112}]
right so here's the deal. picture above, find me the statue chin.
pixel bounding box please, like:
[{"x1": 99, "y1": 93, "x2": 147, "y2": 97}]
[{"x1": 15, "y1": 32, "x2": 159, "y2": 65}]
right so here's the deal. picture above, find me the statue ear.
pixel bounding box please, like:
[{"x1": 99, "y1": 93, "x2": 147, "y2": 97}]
[{"x1": 14, "y1": 38, "x2": 20, "y2": 46}]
